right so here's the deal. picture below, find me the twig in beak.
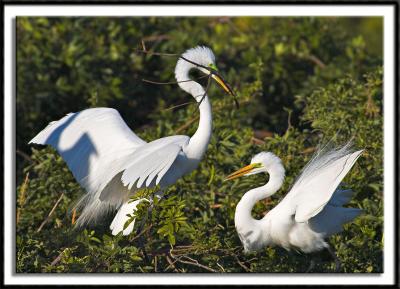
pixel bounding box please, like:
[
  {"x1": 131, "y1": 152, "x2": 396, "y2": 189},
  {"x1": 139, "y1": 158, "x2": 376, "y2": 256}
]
[
  {"x1": 142, "y1": 74, "x2": 209, "y2": 85},
  {"x1": 141, "y1": 40, "x2": 147, "y2": 52},
  {"x1": 135, "y1": 47, "x2": 179, "y2": 57},
  {"x1": 136, "y1": 45, "x2": 238, "y2": 108},
  {"x1": 198, "y1": 75, "x2": 212, "y2": 107}
]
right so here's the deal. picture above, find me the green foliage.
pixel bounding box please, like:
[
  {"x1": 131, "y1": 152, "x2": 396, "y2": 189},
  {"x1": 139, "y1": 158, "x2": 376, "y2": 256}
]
[{"x1": 16, "y1": 17, "x2": 382, "y2": 273}]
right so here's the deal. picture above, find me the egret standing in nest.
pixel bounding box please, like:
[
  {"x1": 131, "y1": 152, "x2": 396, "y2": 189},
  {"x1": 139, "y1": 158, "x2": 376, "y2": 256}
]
[
  {"x1": 30, "y1": 46, "x2": 235, "y2": 236},
  {"x1": 225, "y1": 142, "x2": 363, "y2": 271}
]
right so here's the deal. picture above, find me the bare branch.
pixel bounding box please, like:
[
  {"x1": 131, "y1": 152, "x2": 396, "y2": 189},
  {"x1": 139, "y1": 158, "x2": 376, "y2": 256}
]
[
  {"x1": 16, "y1": 149, "x2": 35, "y2": 163},
  {"x1": 169, "y1": 250, "x2": 217, "y2": 273},
  {"x1": 37, "y1": 192, "x2": 64, "y2": 232},
  {"x1": 165, "y1": 255, "x2": 180, "y2": 272},
  {"x1": 174, "y1": 98, "x2": 251, "y2": 134},
  {"x1": 129, "y1": 224, "x2": 153, "y2": 242},
  {"x1": 234, "y1": 255, "x2": 251, "y2": 272},
  {"x1": 251, "y1": 136, "x2": 266, "y2": 146},
  {"x1": 50, "y1": 249, "x2": 65, "y2": 266},
  {"x1": 142, "y1": 34, "x2": 171, "y2": 42},
  {"x1": 17, "y1": 172, "x2": 30, "y2": 225},
  {"x1": 305, "y1": 54, "x2": 326, "y2": 69}
]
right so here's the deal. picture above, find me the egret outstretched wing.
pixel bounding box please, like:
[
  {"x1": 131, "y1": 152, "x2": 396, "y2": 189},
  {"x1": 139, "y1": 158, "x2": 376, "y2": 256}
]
[
  {"x1": 29, "y1": 107, "x2": 189, "y2": 225},
  {"x1": 283, "y1": 146, "x2": 363, "y2": 223},
  {"x1": 29, "y1": 108, "x2": 146, "y2": 192}
]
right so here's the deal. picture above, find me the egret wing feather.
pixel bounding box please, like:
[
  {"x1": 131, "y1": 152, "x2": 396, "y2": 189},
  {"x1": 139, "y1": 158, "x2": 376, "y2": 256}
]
[
  {"x1": 76, "y1": 136, "x2": 188, "y2": 226},
  {"x1": 29, "y1": 107, "x2": 146, "y2": 193},
  {"x1": 29, "y1": 108, "x2": 189, "y2": 226},
  {"x1": 282, "y1": 143, "x2": 363, "y2": 223},
  {"x1": 121, "y1": 136, "x2": 189, "y2": 189},
  {"x1": 309, "y1": 206, "x2": 362, "y2": 236}
]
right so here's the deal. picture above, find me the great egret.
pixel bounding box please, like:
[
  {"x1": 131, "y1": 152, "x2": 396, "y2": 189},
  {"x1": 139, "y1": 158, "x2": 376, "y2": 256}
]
[
  {"x1": 29, "y1": 46, "x2": 234, "y2": 235},
  {"x1": 225, "y1": 142, "x2": 363, "y2": 271}
]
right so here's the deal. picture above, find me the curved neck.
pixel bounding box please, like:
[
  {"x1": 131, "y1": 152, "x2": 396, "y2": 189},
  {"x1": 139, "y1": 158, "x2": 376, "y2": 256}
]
[
  {"x1": 235, "y1": 168, "x2": 285, "y2": 230},
  {"x1": 175, "y1": 60, "x2": 212, "y2": 161}
]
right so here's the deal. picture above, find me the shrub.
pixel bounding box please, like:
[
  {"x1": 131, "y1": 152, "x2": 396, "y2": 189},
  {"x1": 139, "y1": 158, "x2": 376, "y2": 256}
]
[{"x1": 16, "y1": 17, "x2": 382, "y2": 273}]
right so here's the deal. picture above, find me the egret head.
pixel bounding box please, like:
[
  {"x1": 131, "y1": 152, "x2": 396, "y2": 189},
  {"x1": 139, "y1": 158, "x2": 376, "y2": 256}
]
[
  {"x1": 175, "y1": 46, "x2": 236, "y2": 99},
  {"x1": 225, "y1": 152, "x2": 285, "y2": 180},
  {"x1": 180, "y1": 46, "x2": 216, "y2": 74}
]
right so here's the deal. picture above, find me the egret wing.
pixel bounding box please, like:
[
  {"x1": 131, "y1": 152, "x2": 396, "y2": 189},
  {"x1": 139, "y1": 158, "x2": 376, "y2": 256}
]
[
  {"x1": 29, "y1": 107, "x2": 146, "y2": 194},
  {"x1": 283, "y1": 145, "x2": 363, "y2": 223},
  {"x1": 120, "y1": 135, "x2": 190, "y2": 189},
  {"x1": 29, "y1": 108, "x2": 189, "y2": 226}
]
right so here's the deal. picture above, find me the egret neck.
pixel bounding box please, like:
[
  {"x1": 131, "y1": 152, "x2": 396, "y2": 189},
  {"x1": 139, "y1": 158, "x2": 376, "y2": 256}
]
[
  {"x1": 235, "y1": 166, "x2": 285, "y2": 231},
  {"x1": 175, "y1": 59, "x2": 212, "y2": 163},
  {"x1": 186, "y1": 94, "x2": 212, "y2": 161}
]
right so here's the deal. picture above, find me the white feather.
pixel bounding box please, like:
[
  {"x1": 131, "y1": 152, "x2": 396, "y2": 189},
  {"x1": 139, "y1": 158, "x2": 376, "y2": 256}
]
[{"x1": 284, "y1": 144, "x2": 363, "y2": 222}]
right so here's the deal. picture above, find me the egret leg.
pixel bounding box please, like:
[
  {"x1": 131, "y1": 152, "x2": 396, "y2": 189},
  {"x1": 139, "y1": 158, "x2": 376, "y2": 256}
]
[
  {"x1": 327, "y1": 245, "x2": 341, "y2": 272},
  {"x1": 306, "y1": 258, "x2": 316, "y2": 273},
  {"x1": 135, "y1": 205, "x2": 152, "y2": 263}
]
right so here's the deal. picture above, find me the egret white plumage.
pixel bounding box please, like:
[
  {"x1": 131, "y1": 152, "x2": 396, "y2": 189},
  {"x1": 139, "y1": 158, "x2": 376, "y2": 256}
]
[
  {"x1": 225, "y1": 142, "x2": 363, "y2": 271},
  {"x1": 29, "y1": 46, "x2": 234, "y2": 236}
]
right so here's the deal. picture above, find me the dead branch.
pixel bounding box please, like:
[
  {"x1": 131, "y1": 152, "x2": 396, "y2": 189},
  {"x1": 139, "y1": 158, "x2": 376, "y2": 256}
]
[
  {"x1": 50, "y1": 248, "x2": 66, "y2": 266},
  {"x1": 169, "y1": 250, "x2": 217, "y2": 273},
  {"x1": 216, "y1": 262, "x2": 226, "y2": 272},
  {"x1": 37, "y1": 192, "x2": 64, "y2": 232},
  {"x1": 234, "y1": 255, "x2": 251, "y2": 272},
  {"x1": 301, "y1": 147, "x2": 317, "y2": 154},
  {"x1": 165, "y1": 255, "x2": 180, "y2": 272},
  {"x1": 174, "y1": 116, "x2": 200, "y2": 134},
  {"x1": 71, "y1": 208, "x2": 77, "y2": 225},
  {"x1": 17, "y1": 172, "x2": 30, "y2": 225},
  {"x1": 306, "y1": 54, "x2": 326, "y2": 69},
  {"x1": 142, "y1": 34, "x2": 171, "y2": 42},
  {"x1": 174, "y1": 98, "x2": 251, "y2": 134},
  {"x1": 16, "y1": 149, "x2": 35, "y2": 163},
  {"x1": 130, "y1": 224, "x2": 153, "y2": 242},
  {"x1": 251, "y1": 136, "x2": 265, "y2": 146}
]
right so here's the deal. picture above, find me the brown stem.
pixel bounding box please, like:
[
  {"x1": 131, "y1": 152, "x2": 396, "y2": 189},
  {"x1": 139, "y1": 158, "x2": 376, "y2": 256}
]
[
  {"x1": 50, "y1": 249, "x2": 65, "y2": 266},
  {"x1": 169, "y1": 250, "x2": 217, "y2": 273},
  {"x1": 234, "y1": 255, "x2": 251, "y2": 272},
  {"x1": 165, "y1": 255, "x2": 180, "y2": 272},
  {"x1": 129, "y1": 224, "x2": 153, "y2": 242},
  {"x1": 16, "y1": 149, "x2": 35, "y2": 163},
  {"x1": 37, "y1": 192, "x2": 64, "y2": 232},
  {"x1": 306, "y1": 54, "x2": 326, "y2": 69},
  {"x1": 17, "y1": 172, "x2": 30, "y2": 225},
  {"x1": 174, "y1": 98, "x2": 251, "y2": 134}
]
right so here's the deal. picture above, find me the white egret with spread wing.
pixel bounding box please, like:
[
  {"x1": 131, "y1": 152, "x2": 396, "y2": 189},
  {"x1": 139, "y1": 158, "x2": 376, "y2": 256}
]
[
  {"x1": 29, "y1": 46, "x2": 234, "y2": 236},
  {"x1": 225, "y1": 142, "x2": 363, "y2": 271}
]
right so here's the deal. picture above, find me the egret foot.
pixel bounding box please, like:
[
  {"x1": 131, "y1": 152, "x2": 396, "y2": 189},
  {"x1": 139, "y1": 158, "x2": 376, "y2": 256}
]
[
  {"x1": 110, "y1": 199, "x2": 145, "y2": 236},
  {"x1": 306, "y1": 258, "x2": 316, "y2": 273},
  {"x1": 327, "y1": 245, "x2": 341, "y2": 272}
]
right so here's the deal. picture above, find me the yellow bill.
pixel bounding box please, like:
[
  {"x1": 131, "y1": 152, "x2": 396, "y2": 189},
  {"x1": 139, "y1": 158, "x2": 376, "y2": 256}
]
[
  {"x1": 225, "y1": 163, "x2": 260, "y2": 181},
  {"x1": 211, "y1": 74, "x2": 234, "y2": 96}
]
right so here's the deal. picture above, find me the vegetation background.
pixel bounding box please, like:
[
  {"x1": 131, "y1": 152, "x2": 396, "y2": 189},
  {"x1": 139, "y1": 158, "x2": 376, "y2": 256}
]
[{"x1": 16, "y1": 17, "x2": 383, "y2": 273}]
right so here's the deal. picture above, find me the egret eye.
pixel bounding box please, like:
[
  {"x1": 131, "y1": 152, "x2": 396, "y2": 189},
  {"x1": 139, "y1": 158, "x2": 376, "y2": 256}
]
[
  {"x1": 208, "y1": 63, "x2": 218, "y2": 71},
  {"x1": 252, "y1": 163, "x2": 263, "y2": 169}
]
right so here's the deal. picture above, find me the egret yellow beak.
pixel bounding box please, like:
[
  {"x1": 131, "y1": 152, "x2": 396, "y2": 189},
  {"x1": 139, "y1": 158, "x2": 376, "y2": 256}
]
[
  {"x1": 225, "y1": 163, "x2": 261, "y2": 181},
  {"x1": 211, "y1": 73, "x2": 235, "y2": 96}
]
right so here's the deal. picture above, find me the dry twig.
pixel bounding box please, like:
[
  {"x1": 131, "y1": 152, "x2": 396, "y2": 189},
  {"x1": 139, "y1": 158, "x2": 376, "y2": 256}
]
[
  {"x1": 165, "y1": 255, "x2": 180, "y2": 272},
  {"x1": 169, "y1": 250, "x2": 217, "y2": 273},
  {"x1": 17, "y1": 173, "x2": 30, "y2": 225},
  {"x1": 37, "y1": 192, "x2": 64, "y2": 232},
  {"x1": 130, "y1": 224, "x2": 153, "y2": 242},
  {"x1": 50, "y1": 249, "x2": 65, "y2": 266},
  {"x1": 16, "y1": 149, "x2": 35, "y2": 163},
  {"x1": 234, "y1": 255, "x2": 251, "y2": 272}
]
